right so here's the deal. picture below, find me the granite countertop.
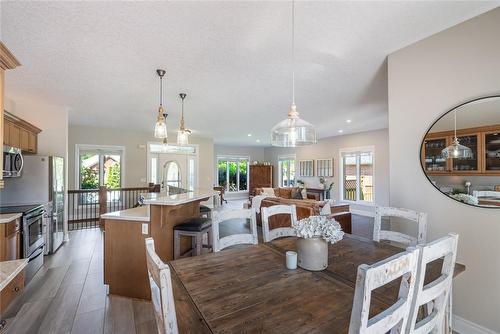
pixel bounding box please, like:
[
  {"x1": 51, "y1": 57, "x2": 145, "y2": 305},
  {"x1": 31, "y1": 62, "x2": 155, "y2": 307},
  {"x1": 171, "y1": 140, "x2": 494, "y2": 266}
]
[
  {"x1": 0, "y1": 259, "x2": 29, "y2": 291},
  {"x1": 0, "y1": 213, "x2": 22, "y2": 224},
  {"x1": 100, "y1": 205, "x2": 150, "y2": 222},
  {"x1": 142, "y1": 189, "x2": 219, "y2": 206}
]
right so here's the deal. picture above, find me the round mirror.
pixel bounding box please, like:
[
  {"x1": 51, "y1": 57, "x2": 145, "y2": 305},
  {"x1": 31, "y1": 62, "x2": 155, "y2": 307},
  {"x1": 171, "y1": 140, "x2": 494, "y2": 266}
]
[{"x1": 420, "y1": 95, "x2": 500, "y2": 208}]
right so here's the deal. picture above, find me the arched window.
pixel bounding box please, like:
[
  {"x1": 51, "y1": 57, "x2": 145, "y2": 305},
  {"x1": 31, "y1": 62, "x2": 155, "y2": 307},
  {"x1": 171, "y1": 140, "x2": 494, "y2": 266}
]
[{"x1": 164, "y1": 161, "x2": 181, "y2": 188}]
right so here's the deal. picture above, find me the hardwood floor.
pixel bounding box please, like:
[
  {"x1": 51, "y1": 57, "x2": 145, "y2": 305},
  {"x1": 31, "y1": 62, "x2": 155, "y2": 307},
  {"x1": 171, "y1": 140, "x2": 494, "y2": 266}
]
[{"x1": 1, "y1": 201, "x2": 374, "y2": 334}]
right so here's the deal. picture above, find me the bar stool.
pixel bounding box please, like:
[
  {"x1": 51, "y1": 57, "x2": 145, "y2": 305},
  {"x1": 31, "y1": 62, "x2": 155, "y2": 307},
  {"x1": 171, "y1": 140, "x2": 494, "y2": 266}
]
[
  {"x1": 199, "y1": 205, "x2": 212, "y2": 219},
  {"x1": 173, "y1": 217, "x2": 212, "y2": 259}
]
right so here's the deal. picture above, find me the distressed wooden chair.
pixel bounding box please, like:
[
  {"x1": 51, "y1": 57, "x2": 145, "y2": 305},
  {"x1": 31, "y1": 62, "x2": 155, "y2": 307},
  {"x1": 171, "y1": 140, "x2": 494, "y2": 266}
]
[
  {"x1": 212, "y1": 208, "x2": 258, "y2": 252},
  {"x1": 373, "y1": 206, "x2": 428, "y2": 247},
  {"x1": 145, "y1": 238, "x2": 178, "y2": 334},
  {"x1": 407, "y1": 233, "x2": 459, "y2": 334},
  {"x1": 173, "y1": 217, "x2": 212, "y2": 260},
  {"x1": 349, "y1": 247, "x2": 420, "y2": 334},
  {"x1": 261, "y1": 204, "x2": 297, "y2": 242}
]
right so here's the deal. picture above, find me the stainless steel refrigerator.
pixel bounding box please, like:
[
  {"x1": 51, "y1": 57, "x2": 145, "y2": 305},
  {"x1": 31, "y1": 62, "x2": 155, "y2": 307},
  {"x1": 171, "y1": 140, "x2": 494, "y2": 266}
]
[{"x1": 2, "y1": 155, "x2": 65, "y2": 254}]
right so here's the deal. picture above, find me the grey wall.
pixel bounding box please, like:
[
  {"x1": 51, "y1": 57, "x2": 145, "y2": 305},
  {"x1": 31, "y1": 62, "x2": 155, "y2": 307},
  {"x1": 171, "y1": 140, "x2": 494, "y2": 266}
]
[
  {"x1": 388, "y1": 7, "x2": 500, "y2": 332},
  {"x1": 263, "y1": 128, "x2": 390, "y2": 212},
  {"x1": 214, "y1": 145, "x2": 266, "y2": 163},
  {"x1": 69, "y1": 125, "x2": 214, "y2": 190}
]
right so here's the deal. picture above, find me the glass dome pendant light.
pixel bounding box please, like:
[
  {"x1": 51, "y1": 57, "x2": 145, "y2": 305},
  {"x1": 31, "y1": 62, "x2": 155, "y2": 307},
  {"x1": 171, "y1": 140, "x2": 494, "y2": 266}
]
[
  {"x1": 271, "y1": 0, "x2": 316, "y2": 147},
  {"x1": 442, "y1": 110, "x2": 473, "y2": 159},
  {"x1": 154, "y1": 69, "x2": 168, "y2": 139},
  {"x1": 177, "y1": 93, "x2": 192, "y2": 145}
]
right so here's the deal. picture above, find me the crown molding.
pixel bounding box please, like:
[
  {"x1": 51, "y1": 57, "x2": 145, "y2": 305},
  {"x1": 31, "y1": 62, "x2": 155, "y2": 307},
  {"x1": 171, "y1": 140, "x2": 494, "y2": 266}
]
[{"x1": 0, "y1": 42, "x2": 21, "y2": 70}]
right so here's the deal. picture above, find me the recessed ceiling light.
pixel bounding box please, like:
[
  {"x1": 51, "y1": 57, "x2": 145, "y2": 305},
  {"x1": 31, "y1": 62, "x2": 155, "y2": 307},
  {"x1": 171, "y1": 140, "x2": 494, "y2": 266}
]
[
  {"x1": 247, "y1": 133, "x2": 252, "y2": 137},
  {"x1": 346, "y1": 119, "x2": 352, "y2": 123},
  {"x1": 256, "y1": 139, "x2": 260, "y2": 143},
  {"x1": 338, "y1": 130, "x2": 344, "y2": 133}
]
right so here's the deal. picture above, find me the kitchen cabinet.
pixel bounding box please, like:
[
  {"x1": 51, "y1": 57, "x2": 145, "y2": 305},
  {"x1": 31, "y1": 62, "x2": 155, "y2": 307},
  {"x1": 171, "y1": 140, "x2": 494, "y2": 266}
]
[
  {"x1": 0, "y1": 42, "x2": 21, "y2": 189},
  {"x1": 3, "y1": 112, "x2": 41, "y2": 154},
  {"x1": 424, "y1": 124, "x2": 500, "y2": 176},
  {"x1": 0, "y1": 217, "x2": 22, "y2": 261}
]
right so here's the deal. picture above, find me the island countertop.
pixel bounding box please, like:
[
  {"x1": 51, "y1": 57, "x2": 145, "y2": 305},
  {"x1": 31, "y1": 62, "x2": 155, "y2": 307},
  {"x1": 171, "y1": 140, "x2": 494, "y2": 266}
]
[
  {"x1": 100, "y1": 205, "x2": 150, "y2": 222},
  {"x1": 142, "y1": 188, "x2": 219, "y2": 206},
  {"x1": 0, "y1": 259, "x2": 28, "y2": 291}
]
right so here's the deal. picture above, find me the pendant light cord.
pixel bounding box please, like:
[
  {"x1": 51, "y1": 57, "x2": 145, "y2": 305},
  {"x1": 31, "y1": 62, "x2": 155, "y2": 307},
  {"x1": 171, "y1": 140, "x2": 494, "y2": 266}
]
[
  {"x1": 159, "y1": 76, "x2": 163, "y2": 107},
  {"x1": 291, "y1": 0, "x2": 295, "y2": 105},
  {"x1": 454, "y1": 110, "x2": 457, "y2": 140}
]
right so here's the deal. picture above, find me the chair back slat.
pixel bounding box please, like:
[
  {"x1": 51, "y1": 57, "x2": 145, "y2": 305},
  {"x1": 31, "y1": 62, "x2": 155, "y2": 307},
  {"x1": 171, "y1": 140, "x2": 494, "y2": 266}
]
[
  {"x1": 349, "y1": 248, "x2": 420, "y2": 334},
  {"x1": 261, "y1": 204, "x2": 297, "y2": 242},
  {"x1": 145, "y1": 238, "x2": 179, "y2": 334},
  {"x1": 212, "y1": 208, "x2": 258, "y2": 252},
  {"x1": 374, "y1": 206, "x2": 427, "y2": 247},
  {"x1": 407, "y1": 233, "x2": 459, "y2": 334}
]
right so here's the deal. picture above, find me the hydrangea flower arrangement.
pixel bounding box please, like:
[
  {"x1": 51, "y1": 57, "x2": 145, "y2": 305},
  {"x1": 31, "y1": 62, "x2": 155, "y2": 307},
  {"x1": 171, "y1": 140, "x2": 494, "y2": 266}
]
[
  {"x1": 292, "y1": 215, "x2": 344, "y2": 244},
  {"x1": 450, "y1": 193, "x2": 479, "y2": 205}
]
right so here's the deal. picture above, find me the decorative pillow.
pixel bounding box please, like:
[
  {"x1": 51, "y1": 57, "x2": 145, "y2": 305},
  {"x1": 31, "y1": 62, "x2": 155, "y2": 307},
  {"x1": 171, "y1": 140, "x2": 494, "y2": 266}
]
[
  {"x1": 291, "y1": 189, "x2": 303, "y2": 200},
  {"x1": 261, "y1": 187, "x2": 276, "y2": 197}
]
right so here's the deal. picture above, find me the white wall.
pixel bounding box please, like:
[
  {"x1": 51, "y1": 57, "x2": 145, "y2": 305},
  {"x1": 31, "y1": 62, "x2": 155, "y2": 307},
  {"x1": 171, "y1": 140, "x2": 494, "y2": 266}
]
[
  {"x1": 263, "y1": 129, "x2": 390, "y2": 212},
  {"x1": 214, "y1": 145, "x2": 266, "y2": 199},
  {"x1": 69, "y1": 125, "x2": 214, "y2": 190},
  {"x1": 388, "y1": 7, "x2": 500, "y2": 333}
]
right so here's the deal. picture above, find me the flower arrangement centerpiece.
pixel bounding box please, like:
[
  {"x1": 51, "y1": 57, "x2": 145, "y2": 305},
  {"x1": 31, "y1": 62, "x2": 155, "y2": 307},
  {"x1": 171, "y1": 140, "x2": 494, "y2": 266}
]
[
  {"x1": 451, "y1": 193, "x2": 479, "y2": 205},
  {"x1": 292, "y1": 215, "x2": 344, "y2": 271}
]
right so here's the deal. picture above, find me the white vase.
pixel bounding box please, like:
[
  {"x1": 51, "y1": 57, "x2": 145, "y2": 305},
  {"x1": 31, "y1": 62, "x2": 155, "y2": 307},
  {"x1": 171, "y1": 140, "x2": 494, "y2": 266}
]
[{"x1": 296, "y1": 237, "x2": 328, "y2": 271}]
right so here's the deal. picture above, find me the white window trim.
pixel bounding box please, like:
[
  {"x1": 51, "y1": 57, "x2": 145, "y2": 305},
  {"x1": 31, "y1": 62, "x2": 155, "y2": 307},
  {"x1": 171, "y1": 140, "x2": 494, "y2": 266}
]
[
  {"x1": 216, "y1": 155, "x2": 250, "y2": 193},
  {"x1": 278, "y1": 154, "x2": 296, "y2": 188},
  {"x1": 75, "y1": 144, "x2": 126, "y2": 190},
  {"x1": 338, "y1": 146, "x2": 375, "y2": 206},
  {"x1": 146, "y1": 141, "x2": 199, "y2": 190}
]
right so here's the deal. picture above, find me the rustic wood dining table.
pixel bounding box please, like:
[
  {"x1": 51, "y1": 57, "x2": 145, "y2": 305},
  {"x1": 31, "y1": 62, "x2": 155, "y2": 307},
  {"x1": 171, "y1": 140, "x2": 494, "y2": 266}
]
[{"x1": 168, "y1": 234, "x2": 466, "y2": 333}]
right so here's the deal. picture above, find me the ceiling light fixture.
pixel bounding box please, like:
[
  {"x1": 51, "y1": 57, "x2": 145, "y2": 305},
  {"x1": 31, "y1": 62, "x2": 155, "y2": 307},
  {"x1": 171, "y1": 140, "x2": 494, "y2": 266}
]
[
  {"x1": 338, "y1": 130, "x2": 343, "y2": 133},
  {"x1": 270, "y1": 0, "x2": 316, "y2": 147},
  {"x1": 154, "y1": 69, "x2": 168, "y2": 139},
  {"x1": 346, "y1": 119, "x2": 352, "y2": 123},
  {"x1": 248, "y1": 134, "x2": 252, "y2": 137},
  {"x1": 177, "y1": 93, "x2": 191, "y2": 145},
  {"x1": 442, "y1": 110, "x2": 472, "y2": 159}
]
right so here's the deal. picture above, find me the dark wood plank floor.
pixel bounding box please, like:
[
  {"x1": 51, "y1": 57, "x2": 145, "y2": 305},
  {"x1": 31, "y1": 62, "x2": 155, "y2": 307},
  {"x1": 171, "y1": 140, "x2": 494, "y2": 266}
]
[{"x1": 1, "y1": 200, "x2": 373, "y2": 334}]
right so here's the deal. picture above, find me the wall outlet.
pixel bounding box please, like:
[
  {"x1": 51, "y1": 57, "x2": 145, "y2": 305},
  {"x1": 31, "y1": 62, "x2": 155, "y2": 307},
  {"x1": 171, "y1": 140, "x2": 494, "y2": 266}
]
[{"x1": 142, "y1": 223, "x2": 149, "y2": 235}]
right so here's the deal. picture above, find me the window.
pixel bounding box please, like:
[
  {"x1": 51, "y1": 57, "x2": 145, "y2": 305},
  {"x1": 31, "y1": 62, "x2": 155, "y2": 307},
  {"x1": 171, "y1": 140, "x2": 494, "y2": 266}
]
[
  {"x1": 164, "y1": 161, "x2": 181, "y2": 187},
  {"x1": 279, "y1": 155, "x2": 296, "y2": 187},
  {"x1": 217, "y1": 156, "x2": 249, "y2": 192},
  {"x1": 340, "y1": 148, "x2": 374, "y2": 203},
  {"x1": 77, "y1": 145, "x2": 124, "y2": 190}
]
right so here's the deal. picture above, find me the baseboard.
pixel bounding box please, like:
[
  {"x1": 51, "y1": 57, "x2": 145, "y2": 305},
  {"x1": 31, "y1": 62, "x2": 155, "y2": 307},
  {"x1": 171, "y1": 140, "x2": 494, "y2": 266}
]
[{"x1": 453, "y1": 315, "x2": 499, "y2": 334}]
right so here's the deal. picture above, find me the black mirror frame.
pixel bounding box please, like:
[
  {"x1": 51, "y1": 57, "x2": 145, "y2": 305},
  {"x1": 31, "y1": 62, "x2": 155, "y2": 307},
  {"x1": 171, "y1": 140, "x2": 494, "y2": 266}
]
[{"x1": 419, "y1": 94, "x2": 500, "y2": 209}]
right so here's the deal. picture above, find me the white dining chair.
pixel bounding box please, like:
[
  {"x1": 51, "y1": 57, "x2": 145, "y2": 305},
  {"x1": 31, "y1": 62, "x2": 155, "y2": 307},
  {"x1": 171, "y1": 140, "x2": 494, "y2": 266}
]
[
  {"x1": 373, "y1": 206, "x2": 428, "y2": 247},
  {"x1": 473, "y1": 190, "x2": 500, "y2": 198},
  {"x1": 406, "y1": 233, "x2": 459, "y2": 334},
  {"x1": 261, "y1": 204, "x2": 297, "y2": 242},
  {"x1": 145, "y1": 238, "x2": 179, "y2": 334},
  {"x1": 349, "y1": 247, "x2": 420, "y2": 334},
  {"x1": 212, "y1": 208, "x2": 258, "y2": 252}
]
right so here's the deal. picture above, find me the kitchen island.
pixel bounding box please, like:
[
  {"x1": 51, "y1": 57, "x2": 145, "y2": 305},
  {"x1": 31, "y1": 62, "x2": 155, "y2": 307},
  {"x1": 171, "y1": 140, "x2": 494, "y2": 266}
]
[{"x1": 101, "y1": 188, "x2": 218, "y2": 299}]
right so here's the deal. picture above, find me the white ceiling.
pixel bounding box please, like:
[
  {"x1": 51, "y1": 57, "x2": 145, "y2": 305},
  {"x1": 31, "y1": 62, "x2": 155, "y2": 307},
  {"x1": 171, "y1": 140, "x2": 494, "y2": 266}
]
[
  {"x1": 1, "y1": 1, "x2": 498, "y2": 146},
  {"x1": 430, "y1": 96, "x2": 500, "y2": 132}
]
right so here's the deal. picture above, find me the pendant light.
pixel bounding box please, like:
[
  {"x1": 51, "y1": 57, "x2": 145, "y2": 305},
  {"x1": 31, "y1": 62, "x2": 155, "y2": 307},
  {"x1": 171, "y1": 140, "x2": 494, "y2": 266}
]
[
  {"x1": 271, "y1": 0, "x2": 316, "y2": 147},
  {"x1": 177, "y1": 93, "x2": 192, "y2": 145},
  {"x1": 442, "y1": 110, "x2": 472, "y2": 159},
  {"x1": 154, "y1": 69, "x2": 168, "y2": 139}
]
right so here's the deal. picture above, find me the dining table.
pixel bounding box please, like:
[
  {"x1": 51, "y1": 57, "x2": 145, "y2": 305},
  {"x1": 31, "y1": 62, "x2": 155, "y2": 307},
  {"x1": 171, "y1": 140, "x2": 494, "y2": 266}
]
[{"x1": 168, "y1": 234, "x2": 466, "y2": 333}]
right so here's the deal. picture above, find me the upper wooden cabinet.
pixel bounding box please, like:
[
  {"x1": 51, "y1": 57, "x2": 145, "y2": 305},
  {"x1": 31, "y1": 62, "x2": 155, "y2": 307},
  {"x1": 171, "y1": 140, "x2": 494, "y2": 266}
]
[
  {"x1": 1, "y1": 41, "x2": 22, "y2": 188},
  {"x1": 4, "y1": 111, "x2": 41, "y2": 154},
  {"x1": 423, "y1": 124, "x2": 500, "y2": 176}
]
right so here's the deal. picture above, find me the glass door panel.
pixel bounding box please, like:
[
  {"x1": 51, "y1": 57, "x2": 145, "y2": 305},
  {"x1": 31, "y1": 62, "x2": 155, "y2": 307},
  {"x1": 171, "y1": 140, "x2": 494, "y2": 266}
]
[
  {"x1": 485, "y1": 132, "x2": 500, "y2": 171},
  {"x1": 343, "y1": 155, "x2": 357, "y2": 201},
  {"x1": 228, "y1": 161, "x2": 238, "y2": 191},
  {"x1": 423, "y1": 138, "x2": 448, "y2": 172}
]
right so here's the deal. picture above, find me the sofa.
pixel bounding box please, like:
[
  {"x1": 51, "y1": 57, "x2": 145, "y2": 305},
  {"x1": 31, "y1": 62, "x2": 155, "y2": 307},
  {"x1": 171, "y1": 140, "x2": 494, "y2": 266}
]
[
  {"x1": 255, "y1": 196, "x2": 352, "y2": 234},
  {"x1": 252, "y1": 187, "x2": 316, "y2": 200}
]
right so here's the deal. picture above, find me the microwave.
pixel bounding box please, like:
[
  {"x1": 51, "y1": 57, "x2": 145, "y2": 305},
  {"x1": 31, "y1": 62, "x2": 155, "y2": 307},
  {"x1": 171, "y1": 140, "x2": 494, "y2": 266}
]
[{"x1": 3, "y1": 145, "x2": 23, "y2": 177}]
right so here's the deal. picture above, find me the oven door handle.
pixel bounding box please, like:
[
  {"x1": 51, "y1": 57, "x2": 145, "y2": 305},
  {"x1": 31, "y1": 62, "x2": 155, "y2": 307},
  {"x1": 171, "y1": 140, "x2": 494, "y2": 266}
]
[{"x1": 28, "y1": 246, "x2": 44, "y2": 261}]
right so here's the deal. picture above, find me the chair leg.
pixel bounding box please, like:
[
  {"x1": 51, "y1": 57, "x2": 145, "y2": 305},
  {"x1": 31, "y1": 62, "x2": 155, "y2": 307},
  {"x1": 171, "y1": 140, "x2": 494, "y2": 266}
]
[
  {"x1": 174, "y1": 230, "x2": 181, "y2": 260},
  {"x1": 207, "y1": 227, "x2": 213, "y2": 251},
  {"x1": 195, "y1": 232, "x2": 203, "y2": 256}
]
